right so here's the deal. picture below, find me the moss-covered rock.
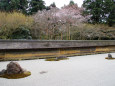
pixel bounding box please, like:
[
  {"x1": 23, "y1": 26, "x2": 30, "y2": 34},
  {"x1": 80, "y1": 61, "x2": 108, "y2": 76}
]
[
  {"x1": 0, "y1": 62, "x2": 31, "y2": 79},
  {"x1": 45, "y1": 56, "x2": 69, "y2": 61},
  {"x1": 105, "y1": 54, "x2": 115, "y2": 60}
]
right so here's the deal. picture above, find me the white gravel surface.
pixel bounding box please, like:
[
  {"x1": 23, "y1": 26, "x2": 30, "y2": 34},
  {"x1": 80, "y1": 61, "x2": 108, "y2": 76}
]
[{"x1": 0, "y1": 53, "x2": 115, "y2": 86}]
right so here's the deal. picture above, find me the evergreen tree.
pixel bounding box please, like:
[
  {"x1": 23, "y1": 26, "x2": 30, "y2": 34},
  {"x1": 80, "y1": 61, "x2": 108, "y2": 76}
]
[
  {"x1": 50, "y1": 2, "x2": 56, "y2": 8},
  {"x1": 29, "y1": 0, "x2": 46, "y2": 14},
  {"x1": 104, "y1": 0, "x2": 115, "y2": 26},
  {"x1": 83, "y1": 0, "x2": 103, "y2": 24},
  {"x1": 0, "y1": 0, "x2": 11, "y2": 12},
  {"x1": 69, "y1": 0, "x2": 75, "y2": 5},
  {"x1": 0, "y1": 0, "x2": 28, "y2": 14},
  {"x1": 83, "y1": 0, "x2": 115, "y2": 26}
]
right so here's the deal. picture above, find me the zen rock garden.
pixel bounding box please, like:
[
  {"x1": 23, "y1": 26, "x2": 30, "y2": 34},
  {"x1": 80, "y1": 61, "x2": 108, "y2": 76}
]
[{"x1": 0, "y1": 62, "x2": 31, "y2": 79}]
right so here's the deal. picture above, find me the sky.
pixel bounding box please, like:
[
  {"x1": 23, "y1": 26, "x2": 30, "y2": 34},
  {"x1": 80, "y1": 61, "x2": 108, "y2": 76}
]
[{"x1": 44, "y1": 0, "x2": 84, "y2": 8}]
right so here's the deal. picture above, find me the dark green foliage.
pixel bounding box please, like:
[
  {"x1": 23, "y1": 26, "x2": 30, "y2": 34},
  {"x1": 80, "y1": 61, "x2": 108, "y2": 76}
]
[
  {"x1": 50, "y1": 2, "x2": 56, "y2": 7},
  {"x1": 45, "y1": 2, "x2": 56, "y2": 11},
  {"x1": 0, "y1": 0, "x2": 46, "y2": 15},
  {"x1": 0, "y1": 0, "x2": 10, "y2": 12},
  {"x1": 104, "y1": 0, "x2": 115, "y2": 26},
  {"x1": 83, "y1": 0, "x2": 104, "y2": 23},
  {"x1": 83, "y1": 0, "x2": 115, "y2": 26},
  {"x1": 0, "y1": 0, "x2": 28, "y2": 14},
  {"x1": 11, "y1": 26, "x2": 32, "y2": 39},
  {"x1": 69, "y1": 0, "x2": 75, "y2": 5},
  {"x1": 46, "y1": 6, "x2": 51, "y2": 10},
  {"x1": 28, "y1": 0, "x2": 46, "y2": 14}
]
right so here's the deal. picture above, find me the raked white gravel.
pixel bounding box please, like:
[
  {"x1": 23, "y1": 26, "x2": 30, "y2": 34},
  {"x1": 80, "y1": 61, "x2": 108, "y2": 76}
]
[{"x1": 0, "y1": 53, "x2": 115, "y2": 86}]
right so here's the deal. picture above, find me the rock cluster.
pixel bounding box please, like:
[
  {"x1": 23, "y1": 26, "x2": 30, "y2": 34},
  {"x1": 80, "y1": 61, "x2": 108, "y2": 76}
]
[{"x1": 0, "y1": 62, "x2": 31, "y2": 79}]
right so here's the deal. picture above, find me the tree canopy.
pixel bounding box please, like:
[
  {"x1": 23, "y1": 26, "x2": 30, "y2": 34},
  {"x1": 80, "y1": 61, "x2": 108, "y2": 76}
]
[
  {"x1": 69, "y1": 0, "x2": 75, "y2": 5},
  {"x1": 50, "y1": 2, "x2": 56, "y2": 8},
  {"x1": 0, "y1": 0, "x2": 28, "y2": 14},
  {"x1": 83, "y1": 0, "x2": 115, "y2": 26},
  {"x1": 0, "y1": 0, "x2": 46, "y2": 15},
  {"x1": 29, "y1": 0, "x2": 46, "y2": 14}
]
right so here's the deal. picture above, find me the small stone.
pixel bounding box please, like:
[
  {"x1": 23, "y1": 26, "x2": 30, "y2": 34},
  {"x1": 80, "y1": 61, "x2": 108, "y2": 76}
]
[
  {"x1": 40, "y1": 71, "x2": 48, "y2": 74},
  {"x1": 108, "y1": 54, "x2": 112, "y2": 59},
  {"x1": 56, "y1": 55, "x2": 67, "y2": 59}
]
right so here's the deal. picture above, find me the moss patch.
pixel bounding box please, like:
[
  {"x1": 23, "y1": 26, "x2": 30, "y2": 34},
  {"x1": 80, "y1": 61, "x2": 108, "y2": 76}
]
[
  {"x1": 105, "y1": 57, "x2": 115, "y2": 60},
  {"x1": 45, "y1": 57, "x2": 69, "y2": 61},
  {"x1": 0, "y1": 71, "x2": 31, "y2": 79}
]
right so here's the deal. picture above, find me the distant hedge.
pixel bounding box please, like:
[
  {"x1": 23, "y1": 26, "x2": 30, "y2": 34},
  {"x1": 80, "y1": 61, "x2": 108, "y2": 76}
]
[{"x1": 0, "y1": 12, "x2": 33, "y2": 39}]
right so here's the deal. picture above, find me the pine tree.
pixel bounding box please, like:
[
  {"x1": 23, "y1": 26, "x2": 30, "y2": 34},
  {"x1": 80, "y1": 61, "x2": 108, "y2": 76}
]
[
  {"x1": 69, "y1": 0, "x2": 75, "y2": 5},
  {"x1": 50, "y1": 2, "x2": 56, "y2": 8},
  {"x1": 83, "y1": 0, "x2": 103, "y2": 24},
  {"x1": 0, "y1": 0, "x2": 28, "y2": 14},
  {"x1": 0, "y1": 0, "x2": 11, "y2": 12},
  {"x1": 83, "y1": 0, "x2": 115, "y2": 26},
  {"x1": 104, "y1": 0, "x2": 115, "y2": 26},
  {"x1": 29, "y1": 0, "x2": 46, "y2": 14}
]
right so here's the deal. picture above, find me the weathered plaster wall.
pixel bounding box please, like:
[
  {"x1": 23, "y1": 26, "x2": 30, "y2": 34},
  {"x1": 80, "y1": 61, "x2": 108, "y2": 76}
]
[
  {"x1": 0, "y1": 40, "x2": 115, "y2": 61},
  {"x1": 0, "y1": 40, "x2": 115, "y2": 49}
]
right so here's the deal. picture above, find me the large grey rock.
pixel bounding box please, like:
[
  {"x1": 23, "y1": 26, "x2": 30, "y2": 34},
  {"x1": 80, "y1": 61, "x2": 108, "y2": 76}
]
[
  {"x1": 6, "y1": 62, "x2": 24, "y2": 74},
  {"x1": 0, "y1": 62, "x2": 31, "y2": 79}
]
